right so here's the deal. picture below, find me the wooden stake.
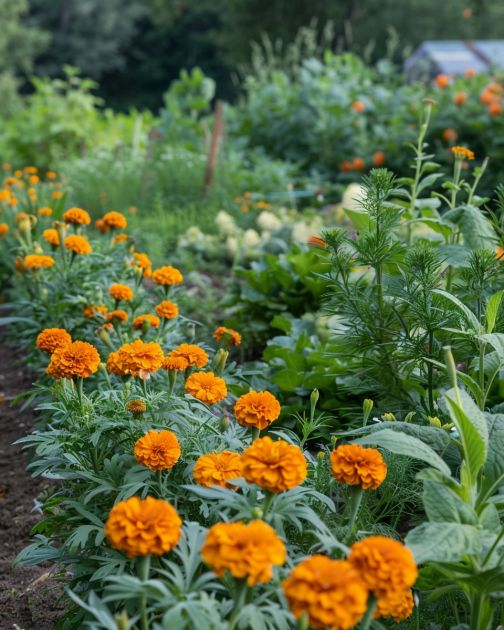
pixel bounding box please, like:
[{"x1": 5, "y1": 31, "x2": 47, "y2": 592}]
[{"x1": 203, "y1": 99, "x2": 223, "y2": 196}]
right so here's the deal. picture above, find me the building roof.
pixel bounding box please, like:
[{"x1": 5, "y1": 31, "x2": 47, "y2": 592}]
[{"x1": 404, "y1": 40, "x2": 504, "y2": 76}]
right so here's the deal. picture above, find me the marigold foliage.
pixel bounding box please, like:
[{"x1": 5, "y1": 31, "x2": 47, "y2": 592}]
[
  {"x1": 193, "y1": 451, "x2": 242, "y2": 487},
  {"x1": 47, "y1": 340, "x2": 100, "y2": 379},
  {"x1": 330, "y1": 444, "x2": 387, "y2": 490},
  {"x1": 105, "y1": 496, "x2": 182, "y2": 557},
  {"x1": 184, "y1": 371, "x2": 227, "y2": 404},
  {"x1": 201, "y1": 520, "x2": 286, "y2": 585},
  {"x1": 234, "y1": 390, "x2": 281, "y2": 429},
  {"x1": 241, "y1": 436, "x2": 307, "y2": 493},
  {"x1": 134, "y1": 430, "x2": 181, "y2": 471}
]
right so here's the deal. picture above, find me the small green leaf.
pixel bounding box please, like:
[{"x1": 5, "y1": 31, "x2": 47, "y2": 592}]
[
  {"x1": 406, "y1": 522, "x2": 483, "y2": 564},
  {"x1": 485, "y1": 291, "x2": 504, "y2": 333}
]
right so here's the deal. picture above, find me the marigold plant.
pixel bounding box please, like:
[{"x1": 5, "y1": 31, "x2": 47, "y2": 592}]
[
  {"x1": 155, "y1": 300, "x2": 179, "y2": 319},
  {"x1": 113, "y1": 339, "x2": 164, "y2": 377},
  {"x1": 451, "y1": 145, "x2": 475, "y2": 160},
  {"x1": 63, "y1": 207, "x2": 91, "y2": 225},
  {"x1": 42, "y1": 228, "x2": 60, "y2": 246},
  {"x1": 234, "y1": 390, "x2": 281, "y2": 430},
  {"x1": 102, "y1": 211, "x2": 127, "y2": 230},
  {"x1": 64, "y1": 235, "x2": 92, "y2": 255},
  {"x1": 105, "y1": 309, "x2": 129, "y2": 323},
  {"x1": 109, "y1": 283, "x2": 134, "y2": 302},
  {"x1": 23, "y1": 254, "x2": 55, "y2": 270},
  {"x1": 330, "y1": 444, "x2": 387, "y2": 490},
  {"x1": 133, "y1": 314, "x2": 160, "y2": 329},
  {"x1": 166, "y1": 343, "x2": 208, "y2": 369},
  {"x1": 213, "y1": 326, "x2": 241, "y2": 346},
  {"x1": 241, "y1": 436, "x2": 307, "y2": 493},
  {"x1": 47, "y1": 340, "x2": 100, "y2": 379},
  {"x1": 105, "y1": 496, "x2": 182, "y2": 557},
  {"x1": 282, "y1": 555, "x2": 369, "y2": 630},
  {"x1": 126, "y1": 399, "x2": 147, "y2": 417},
  {"x1": 134, "y1": 430, "x2": 181, "y2": 471},
  {"x1": 184, "y1": 371, "x2": 227, "y2": 404},
  {"x1": 375, "y1": 588, "x2": 414, "y2": 623},
  {"x1": 152, "y1": 265, "x2": 183, "y2": 286},
  {"x1": 193, "y1": 451, "x2": 242, "y2": 488},
  {"x1": 201, "y1": 520, "x2": 286, "y2": 585},
  {"x1": 36, "y1": 328, "x2": 72, "y2": 353}
]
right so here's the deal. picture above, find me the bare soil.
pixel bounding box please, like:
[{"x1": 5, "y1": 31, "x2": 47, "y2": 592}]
[{"x1": 0, "y1": 340, "x2": 64, "y2": 630}]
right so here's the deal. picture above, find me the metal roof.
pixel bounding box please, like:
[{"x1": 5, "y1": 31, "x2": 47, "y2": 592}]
[{"x1": 404, "y1": 40, "x2": 504, "y2": 76}]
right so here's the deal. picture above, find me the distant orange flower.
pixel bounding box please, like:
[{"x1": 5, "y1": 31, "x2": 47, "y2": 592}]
[
  {"x1": 372, "y1": 151, "x2": 385, "y2": 166},
  {"x1": 64, "y1": 235, "x2": 92, "y2": 255},
  {"x1": 46, "y1": 171, "x2": 57, "y2": 180},
  {"x1": 352, "y1": 157, "x2": 365, "y2": 171},
  {"x1": 102, "y1": 211, "x2": 127, "y2": 230},
  {"x1": 213, "y1": 326, "x2": 241, "y2": 346},
  {"x1": 24, "y1": 166, "x2": 38, "y2": 175},
  {"x1": 307, "y1": 235, "x2": 328, "y2": 248},
  {"x1": 155, "y1": 300, "x2": 179, "y2": 319},
  {"x1": 454, "y1": 91, "x2": 467, "y2": 106},
  {"x1": 451, "y1": 146, "x2": 475, "y2": 160},
  {"x1": 167, "y1": 344, "x2": 208, "y2": 369},
  {"x1": 106, "y1": 309, "x2": 129, "y2": 323},
  {"x1": 63, "y1": 207, "x2": 91, "y2": 225},
  {"x1": 134, "y1": 430, "x2": 181, "y2": 471},
  {"x1": 37, "y1": 207, "x2": 52, "y2": 217},
  {"x1": 185, "y1": 371, "x2": 227, "y2": 405},
  {"x1": 47, "y1": 340, "x2": 100, "y2": 379},
  {"x1": 43, "y1": 228, "x2": 60, "y2": 246},
  {"x1": 105, "y1": 496, "x2": 182, "y2": 557},
  {"x1": 193, "y1": 451, "x2": 243, "y2": 487},
  {"x1": 464, "y1": 67, "x2": 476, "y2": 78},
  {"x1": 435, "y1": 74, "x2": 449, "y2": 88},
  {"x1": 375, "y1": 589, "x2": 414, "y2": 623},
  {"x1": 234, "y1": 390, "x2": 281, "y2": 430},
  {"x1": 133, "y1": 314, "x2": 160, "y2": 329},
  {"x1": 24, "y1": 254, "x2": 55, "y2": 270},
  {"x1": 83, "y1": 304, "x2": 107, "y2": 318},
  {"x1": 152, "y1": 265, "x2": 183, "y2": 286},
  {"x1": 114, "y1": 339, "x2": 164, "y2": 378},
  {"x1": 241, "y1": 436, "x2": 307, "y2": 493},
  {"x1": 112, "y1": 233, "x2": 128, "y2": 244},
  {"x1": 340, "y1": 160, "x2": 353, "y2": 173},
  {"x1": 109, "y1": 283, "x2": 134, "y2": 302},
  {"x1": 0, "y1": 223, "x2": 8, "y2": 237},
  {"x1": 352, "y1": 100, "x2": 365, "y2": 113},
  {"x1": 442, "y1": 128, "x2": 458, "y2": 143},
  {"x1": 95, "y1": 218, "x2": 109, "y2": 233},
  {"x1": 201, "y1": 520, "x2": 286, "y2": 585},
  {"x1": 282, "y1": 555, "x2": 369, "y2": 630},
  {"x1": 330, "y1": 444, "x2": 387, "y2": 490},
  {"x1": 496, "y1": 247, "x2": 504, "y2": 260},
  {"x1": 36, "y1": 328, "x2": 72, "y2": 353},
  {"x1": 488, "y1": 101, "x2": 502, "y2": 116}
]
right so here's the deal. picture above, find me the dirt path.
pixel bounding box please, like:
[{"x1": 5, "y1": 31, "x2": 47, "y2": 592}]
[{"x1": 0, "y1": 340, "x2": 64, "y2": 630}]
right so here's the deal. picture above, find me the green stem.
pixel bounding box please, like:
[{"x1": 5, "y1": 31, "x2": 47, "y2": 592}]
[
  {"x1": 478, "y1": 341, "x2": 486, "y2": 411},
  {"x1": 227, "y1": 579, "x2": 248, "y2": 630},
  {"x1": 359, "y1": 595, "x2": 377, "y2": 630},
  {"x1": 427, "y1": 330, "x2": 434, "y2": 415},
  {"x1": 344, "y1": 486, "x2": 364, "y2": 544},
  {"x1": 262, "y1": 491, "x2": 274, "y2": 518},
  {"x1": 137, "y1": 555, "x2": 151, "y2": 630},
  {"x1": 76, "y1": 377, "x2": 84, "y2": 414},
  {"x1": 251, "y1": 427, "x2": 260, "y2": 442}
]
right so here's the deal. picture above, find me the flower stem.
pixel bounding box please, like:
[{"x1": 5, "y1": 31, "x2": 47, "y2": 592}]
[
  {"x1": 344, "y1": 486, "x2": 364, "y2": 544},
  {"x1": 359, "y1": 595, "x2": 377, "y2": 630},
  {"x1": 137, "y1": 555, "x2": 151, "y2": 630}
]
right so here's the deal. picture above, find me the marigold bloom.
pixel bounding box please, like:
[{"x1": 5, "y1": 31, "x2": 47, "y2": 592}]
[
  {"x1": 132, "y1": 252, "x2": 152, "y2": 277},
  {"x1": 307, "y1": 235, "x2": 328, "y2": 248},
  {"x1": 155, "y1": 300, "x2": 179, "y2": 319},
  {"x1": 29, "y1": 175, "x2": 39, "y2": 185},
  {"x1": 152, "y1": 265, "x2": 183, "y2": 286},
  {"x1": 109, "y1": 283, "x2": 134, "y2": 302},
  {"x1": 112, "y1": 233, "x2": 128, "y2": 244},
  {"x1": 43, "y1": 228, "x2": 60, "y2": 246},
  {"x1": 114, "y1": 339, "x2": 164, "y2": 377},
  {"x1": 282, "y1": 555, "x2": 369, "y2": 630},
  {"x1": 37, "y1": 207, "x2": 52, "y2": 217},
  {"x1": 234, "y1": 391, "x2": 281, "y2": 430},
  {"x1": 163, "y1": 355, "x2": 189, "y2": 371},
  {"x1": 496, "y1": 247, "x2": 504, "y2": 260},
  {"x1": 167, "y1": 344, "x2": 208, "y2": 369},
  {"x1": 63, "y1": 207, "x2": 91, "y2": 225},
  {"x1": 106, "y1": 309, "x2": 129, "y2": 323},
  {"x1": 352, "y1": 100, "x2": 365, "y2": 113},
  {"x1": 126, "y1": 399, "x2": 146, "y2": 416},
  {"x1": 0, "y1": 223, "x2": 8, "y2": 236},
  {"x1": 241, "y1": 436, "x2": 307, "y2": 493},
  {"x1": 442, "y1": 128, "x2": 458, "y2": 143},
  {"x1": 46, "y1": 171, "x2": 57, "y2": 180},
  {"x1": 480, "y1": 89, "x2": 498, "y2": 105},
  {"x1": 133, "y1": 314, "x2": 160, "y2": 329},
  {"x1": 352, "y1": 157, "x2": 364, "y2": 171},
  {"x1": 454, "y1": 91, "x2": 467, "y2": 106},
  {"x1": 106, "y1": 350, "x2": 125, "y2": 376},
  {"x1": 372, "y1": 151, "x2": 385, "y2": 166},
  {"x1": 83, "y1": 304, "x2": 107, "y2": 318},
  {"x1": 201, "y1": 520, "x2": 286, "y2": 585},
  {"x1": 36, "y1": 328, "x2": 72, "y2": 353},
  {"x1": 24, "y1": 166, "x2": 38, "y2": 175},
  {"x1": 47, "y1": 340, "x2": 100, "y2": 379},
  {"x1": 435, "y1": 73, "x2": 449, "y2": 88},
  {"x1": 330, "y1": 444, "x2": 387, "y2": 490},
  {"x1": 134, "y1": 430, "x2": 181, "y2": 471},
  {"x1": 95, "y1": 218, "x2": 109, "y2": 233},
  {"x1": 105, "y1": 496, "x2": 182, "y2": 557},
  {"x1": 340, "y1": 160, "x2": 353, "y2": 172},
  {"x1": 451, "y1": 146, "x2": 475, "y2": 160},
  {"x1": 64, "y1": 235, "x2": 92, "y2": 255},
  {"x1": 488, "y1": 101, "x2": 502, "y2": 116},
  {"x1": 349, "y1": 536, "x2": 418, "y2": 597},
  {"x1": 102, "y1": 211, "x2": 127, "y2": 230},
  {"x1": 375, "y1": 589, "x2": 414, "y2": 623},
  {"x1": 213, "y1": 326, "x2": 241, "y2": 346},
  {"x1": 185, "y1": 371, "x2": 227, "y2": 405},
  {"x1": 193, "y1": 451, "x2": 242, "y2": 488},
  {"x1": 24, "y1": 254, "x2": 55, "y2": 270},
  {"x1": 0, "y1": 189, "x2": 10, "y2": 202}
]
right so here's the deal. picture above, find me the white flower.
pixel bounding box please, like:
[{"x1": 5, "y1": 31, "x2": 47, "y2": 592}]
[
  {"x1": 226, "y1": 236, "x2": 238, "y2": 258},
  {"x1": 242, "y1": 229, "x2": 260, "y2": 248},
  {"x1": 215, "y1": 211, "x2": 238, "y2": 236},
  {"x1": 257, "y1": 211, "x2": 281, "y2": 232},
  {"x1": 341, "y1": 183, "x2": 366, "y2": 211}
]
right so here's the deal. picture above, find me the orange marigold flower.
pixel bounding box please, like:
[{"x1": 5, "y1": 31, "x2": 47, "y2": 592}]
[
  {"x1": 282, "y1": 555, "x2": 369, "y2": 630},
  {"x1": 155, "y1": 300, "x2": 179, "y2": 319},
  {"x1": 29, "y1": 174, "x2": 39, "y2": 185},
  {"x1": 106, "y1": 309, "x2": 129, "y2": 323},
  {"x1": 36, "y1": 328, "x2": 72, "y2": 353},
  {"x1": 201, "y1": 520, "x2": 286, "y2": 585},
  {"x1": 47, "y1": 340, "x2": 100, "y2": 379},
  {"x1": 372, "y1": 151, "x2": 385, "y2": 166},
  {"x1": 435, "y1": 73, "x2": 449, "y2": 88},
  {"x1": 340, "y1": 160, "x2": 353, "y2": 173},
  {"x1": 105, "y1": 496, "x2": 182, "y2": 557},
  {"x1": 112, "y1": 233, "x2": 128, "y2": 244},
  {"x1": 163, "y1": 355, "x2": 189, "y2": 371},
  {"x1": 102, "y1": 210, "x2": 127, "y2": 230},
  {"x1": 442, "y1": 128, "x2": 458, "y2": 143},
  {"x1": 0, "y1": 223, "x2": 9, "y2": 236},
  {"x1": 0, "y1": 189, "x2": 10, "y2": 202},
  {"x1": 52, "y1": 190, "x2": 63, "y2": 200},
  {"x1": 134, "y1": 430, "x2": 181, "y2": 471},
  {"x1": 352, "y1": 157, "x2": 365, "y2": 171},
  {"x1": 168, "y1": 344, "x2": 208, "y2": 369},
  {"x1": 488, "y1": 101, "x2": 502, "y2": 116},
  {"x1": 95, "y1": 218, "x2": 109, "y2": 233},
  {"x1": 83, "y1": 304, "x2": 107, "y2": 318},
  {"x1": 46, "y1": 171, "x2": 57, "y2": 180},
  {"x1": 465, "y1": 67, "x2": 476, "y2": 78},
  {"x1": 37, "y1": 207, "x2": 53, "y2": 217},
  {"x1": 133, "y1": 314, "x2": 160, "y2": 329},
  {"x1": 24, "y1": 254, "x2": 55, "y2": 270},
  {"x1": 241, "y1": 436, "x2": 307, "y2": 493},
  {"x1": 132, "y1": 252, "x2": 152, "y2": 277},
  {"x1": 352, "y1": 100, "x2": 365, "y2": 113},
  {"x1": 375, "y1": 589, "x2": 414, "y2": 623},
  {"x1": 496, "y1": 247, "x2": 504, "y2": 260},
  {"x1": 213, "y1": 326, "x2": 241, "y2": 346},
  {"x1": 63, "y1": 207, "x2": 91, "y2": 225},
  {"x1": 451, "y1": 146, "x2": 475, "y2": 160},
  {"x1": 185, "y1": 371, "x2": 227, "y2": 405},
  {"x1": 115, "y1": 339, "x2": 164, "y2": 377},
  {"x1": 152, "y1": 265, "x2": 183, "y2": 286},
  {"x1": 24, "y1": 166, "x2": 38, "y2": 175},
  {"x1": 64, "y1": 234, "x2": 92, "y2": 255},
  {"x1": 349, "y1": 535, "x2": 418, "y2": 598},
  {"x1": 193, "y1": 451, "x2": 242, "y2": 488},
  {"x1": 307, "y1": 235, "x2": 328, "y2": 248},
  {"x1": 106, "y1": 350, "x2": 126, "y2": 376},
  {"x1": 43, "y1": 228, "x2": 60, "y2": 246},
  {"x1": 234, "y1": 390, "x2": 281, "y2": 430},
  {"x1": 109, "y1": 283, "x2": 133, "y2": 302},
  {"x1": 454, "y1": 91, "x2": 467, "y2": 106},
  {"x1": 330, "y1": 444, "x2": 387, "y2": 490},
  {"x1": 126, "y1": 399, "x2": 146, "y2": 416}
]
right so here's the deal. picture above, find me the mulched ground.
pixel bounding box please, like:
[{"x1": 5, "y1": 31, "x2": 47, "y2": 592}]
[{"x1": 0, "y1": 340, "x2": 64, "y2": 630}]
